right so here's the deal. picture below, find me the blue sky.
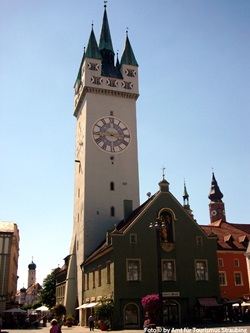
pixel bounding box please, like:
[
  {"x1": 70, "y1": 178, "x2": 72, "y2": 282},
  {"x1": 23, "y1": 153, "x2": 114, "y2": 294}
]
[{"x1": 0, "y1": 0, "x2": 249, "y2": 290}]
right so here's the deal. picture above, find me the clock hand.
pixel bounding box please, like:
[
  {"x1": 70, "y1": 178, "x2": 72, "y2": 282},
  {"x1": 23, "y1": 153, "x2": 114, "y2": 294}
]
[
  {"x1": 98, "y1": 131, "x2": 122, "y2": 140},
  {"x1": 106, "y1": 131, "x2": 122, "y2": 140}
]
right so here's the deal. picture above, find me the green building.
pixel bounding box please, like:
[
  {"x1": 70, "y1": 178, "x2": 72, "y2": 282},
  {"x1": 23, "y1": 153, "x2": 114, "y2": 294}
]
[{"x1": 79, "y1": 178, "x2": 221, "y2": 329}]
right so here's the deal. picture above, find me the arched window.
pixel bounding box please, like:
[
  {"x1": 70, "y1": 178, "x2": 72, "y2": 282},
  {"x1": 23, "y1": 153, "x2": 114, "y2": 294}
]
[
  {"x1": 110, "y1": 182, "x2": 115, "y2": 191},
  {"x1": 111, "y1": 206, "x2": 115, "y2": 217},
  {"x1": 124, "y1": 303, "x2": 139, "y2": 328}
]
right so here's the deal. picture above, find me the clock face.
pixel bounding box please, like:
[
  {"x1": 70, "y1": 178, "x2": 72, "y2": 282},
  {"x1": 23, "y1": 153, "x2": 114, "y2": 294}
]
[
  {"x1": 92, "y1": 117, "x2": 131, "y2": 153},
  {"x1": 211, "y1": 210, "x2": 217, "y2": 216}
]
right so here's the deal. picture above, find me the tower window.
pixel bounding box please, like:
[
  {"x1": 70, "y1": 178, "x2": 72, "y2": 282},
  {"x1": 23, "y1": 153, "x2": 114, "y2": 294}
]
[
  {"x1": 110, "y1": 182, "x2": 115, "y2": 191},
  {"x1": 91, "y1": 76, "x2": 102, "y2": 85},
  {"x1": 122, "y1": 81, "x2": 133, "y2": 89},
  {"x1": 111, "y1": 206, "x2": 115, "y2": 217},
  {"x1": 125, "y1": 68, "x2": 136, "y2": 77},
  {"x1": 88, "y1": 62, "x2": 99, "y2": 71},
  {"x1": 107, "y1": 78, "x2": 118, "y2": 87}
]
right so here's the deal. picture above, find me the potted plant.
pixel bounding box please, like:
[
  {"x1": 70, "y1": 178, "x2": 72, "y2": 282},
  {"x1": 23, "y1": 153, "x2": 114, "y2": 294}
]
[
  {"x1": 53, "y1": 304, "x2": 66, "y2": 325},
  {"x1": 95, "y1": 297, "x2": 114, "y2": 330},
  {"x1": 65, "y1": 313, "x2": 74, "y2": 327}
]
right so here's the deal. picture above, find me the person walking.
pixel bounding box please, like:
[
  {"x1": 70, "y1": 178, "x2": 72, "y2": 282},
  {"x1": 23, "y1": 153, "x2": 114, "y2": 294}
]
[{"x1": 88, "y1": 314, "x2": 94, "y2": 331}]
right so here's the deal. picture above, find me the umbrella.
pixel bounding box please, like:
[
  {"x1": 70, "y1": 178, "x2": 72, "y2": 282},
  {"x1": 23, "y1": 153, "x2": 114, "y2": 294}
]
[
  {"x1": 4, "y1": 308, "x2": 26, "y2": 313},
  {"x1": 35, "y1": 305, "x2": 49, "y2": 311}
]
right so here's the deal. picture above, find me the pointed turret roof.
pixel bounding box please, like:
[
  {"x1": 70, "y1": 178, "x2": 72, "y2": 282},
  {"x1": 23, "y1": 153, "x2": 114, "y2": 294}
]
[
  {"x1": 183, "y1": 181, "x2": 190, "y2": 209},
  {"x1": 86, "y1": 26, "x2": 101, "y2": 59},
  {"x1": 208, "y1": 172, "x2": 224, "y2": 202},
  {"x1": 120, "y1": 33, "x2": 138, "y2": 66},
  {"x1": 98, "y1": 6, "x2": 114, "y2": 55},
  {"x1": 75, "y1": 48, "x2": 85, "y2": 85},
  {"x1": 98, "y1": 5, "x2": 122, "y2": 78}
]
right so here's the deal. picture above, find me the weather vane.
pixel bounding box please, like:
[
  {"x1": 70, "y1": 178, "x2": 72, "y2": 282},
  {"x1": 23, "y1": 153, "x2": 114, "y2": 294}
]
[
  {"x1": 162, "y1": 166, "x2": 166, "y2": 180},
  {"x1": 104, "y1": 0, "x2": 108, "y2": 8}
]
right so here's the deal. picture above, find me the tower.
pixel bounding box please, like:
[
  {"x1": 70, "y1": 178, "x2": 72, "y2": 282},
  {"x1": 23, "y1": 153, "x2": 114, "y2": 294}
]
[
  {"x1": 65, "y1": 5, "x2": 140, "y2": 316},
  {"x1": 27, "y1": 259, "x2": 36, "y2": 288},
  {"x1": 182, "y1": 181, "x2": 193, "y2": 217},
  {"x1": 208, "y1": 172, "x2": 226, "y2": 223}
]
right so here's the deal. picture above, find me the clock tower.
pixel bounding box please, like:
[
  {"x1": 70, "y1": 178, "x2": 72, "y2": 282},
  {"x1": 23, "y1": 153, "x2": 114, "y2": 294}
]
[
  {"x1": 64, "y1": 5, "x2": 140, "y2": 316},
  {"x1": 208, "y1": 172, "x2": 226, "y2": 223}
]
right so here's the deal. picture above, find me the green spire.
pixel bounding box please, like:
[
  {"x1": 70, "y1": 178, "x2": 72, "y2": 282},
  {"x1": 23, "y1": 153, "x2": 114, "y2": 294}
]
[
  {"x1": 183, "y1": 181, "x2": 190, "y2": 209},
  {"x1": 74, "y1": 47, "x2": 85, "y2": 86},
  {"x1": 85, "y1": 26, "x2": 101, "y2": 59},
  {"x1": 98, "y1": 7, "x2": 114, "y2": 56},
  {"x1": 120, "y1": 32, "x2": 138, "y2": 66}
]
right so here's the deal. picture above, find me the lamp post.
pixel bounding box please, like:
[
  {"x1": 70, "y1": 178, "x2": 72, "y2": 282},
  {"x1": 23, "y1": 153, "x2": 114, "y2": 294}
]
[{"x1": 149, "y1": 218, "x2": 165, "y2": 327}]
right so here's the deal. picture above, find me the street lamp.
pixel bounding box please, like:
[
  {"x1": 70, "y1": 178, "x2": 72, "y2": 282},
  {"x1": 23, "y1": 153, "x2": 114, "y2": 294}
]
[{"x1": 149, "y1": 218, "x2": 166, "y2": 327}]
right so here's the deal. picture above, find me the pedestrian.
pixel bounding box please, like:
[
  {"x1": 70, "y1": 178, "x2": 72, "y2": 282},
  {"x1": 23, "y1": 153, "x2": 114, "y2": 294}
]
[
  {"x1": 50, "y1": 319, "x2": 61, "y2": 333},
  {"x1": 0, "y1": 315, "x2": 2, "y2": 333},
  {"x1": 88, "y1": 314, "x2": 94, "y2": 331}
]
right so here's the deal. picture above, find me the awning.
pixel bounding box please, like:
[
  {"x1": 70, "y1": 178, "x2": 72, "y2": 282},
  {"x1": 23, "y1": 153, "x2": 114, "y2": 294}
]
[
  {"x1": 76, "y1": 302, "x2": 98, "y2": 310},
  {"x1": 198, "y1": 298, "x2": 222, "y2": 307}
]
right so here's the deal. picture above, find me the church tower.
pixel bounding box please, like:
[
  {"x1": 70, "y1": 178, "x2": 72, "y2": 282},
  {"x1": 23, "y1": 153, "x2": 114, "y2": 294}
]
[
  {"x1": 65, "y1": 4, "x2": 140, "y2": 316},
  {"x1": 208, "y1": 172, "x2": 226, "y2": 223},
  {"x1": 27, "y1": 259, "x2": 36, "y2": 288}
]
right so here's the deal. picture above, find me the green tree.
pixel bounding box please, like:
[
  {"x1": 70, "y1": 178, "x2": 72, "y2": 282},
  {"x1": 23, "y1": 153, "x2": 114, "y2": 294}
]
[{"x1": 39, "y1": 268, "x2": 57, "y2": 309}]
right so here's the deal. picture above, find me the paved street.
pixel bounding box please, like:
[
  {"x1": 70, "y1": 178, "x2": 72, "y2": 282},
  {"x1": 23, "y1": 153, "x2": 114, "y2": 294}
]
[{"x1": 2, "y1": 323, "x2": 250, "y2": 333}]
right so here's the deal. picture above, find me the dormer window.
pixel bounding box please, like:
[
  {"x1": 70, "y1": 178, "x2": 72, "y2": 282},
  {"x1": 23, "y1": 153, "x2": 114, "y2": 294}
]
[{"x1": 224, "y1": 234, "x2": 234, "y2": 242}]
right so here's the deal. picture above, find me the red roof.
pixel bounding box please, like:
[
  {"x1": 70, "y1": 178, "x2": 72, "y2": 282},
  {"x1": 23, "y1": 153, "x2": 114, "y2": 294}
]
[{"x1": 201, "y1": 220, "x2": 250, "y2": 250}]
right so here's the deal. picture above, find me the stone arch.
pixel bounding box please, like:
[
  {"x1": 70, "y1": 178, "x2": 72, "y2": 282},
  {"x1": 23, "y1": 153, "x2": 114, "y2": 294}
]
[{"x1": 124, "y1": 302, "x2": 140, "y2": 328}]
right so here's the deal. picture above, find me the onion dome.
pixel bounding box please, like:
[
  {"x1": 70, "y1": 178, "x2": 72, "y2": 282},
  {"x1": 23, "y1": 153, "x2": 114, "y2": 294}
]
[{"x1": 28, "y1": 260, "x2": 36, "y2": 270}]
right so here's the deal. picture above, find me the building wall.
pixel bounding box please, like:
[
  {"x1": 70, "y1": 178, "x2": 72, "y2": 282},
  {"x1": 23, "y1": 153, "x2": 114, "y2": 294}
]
[
  {"x1": 218, "y1": 251, "x2": 249, "y2": 300},
  {"x1": 0, "y1": 222, "x2": 19, "y2": 311},
  {"x1": 82, "y1": 188, "x2": 221, "y2": 329}
]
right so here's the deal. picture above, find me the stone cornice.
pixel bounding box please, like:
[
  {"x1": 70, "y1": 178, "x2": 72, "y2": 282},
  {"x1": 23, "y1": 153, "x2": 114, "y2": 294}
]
[{"x1": 74, "y1": 86, "x2": 139, "y2": 117}]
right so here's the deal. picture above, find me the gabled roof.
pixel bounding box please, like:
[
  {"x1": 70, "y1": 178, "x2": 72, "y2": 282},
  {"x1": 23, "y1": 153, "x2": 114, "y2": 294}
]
[
  {"x1": 201, "y1": 220, "x2": 250, "y2": 250},
  {"x1": 82, "y1": 194, "x2": 157, "y2": 265}
]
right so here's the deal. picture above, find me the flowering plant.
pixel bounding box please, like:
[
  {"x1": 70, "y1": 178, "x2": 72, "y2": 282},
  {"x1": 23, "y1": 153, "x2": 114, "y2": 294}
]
[{"x1": 141, "y1": 294, "x2": 160, "y2": 312}]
